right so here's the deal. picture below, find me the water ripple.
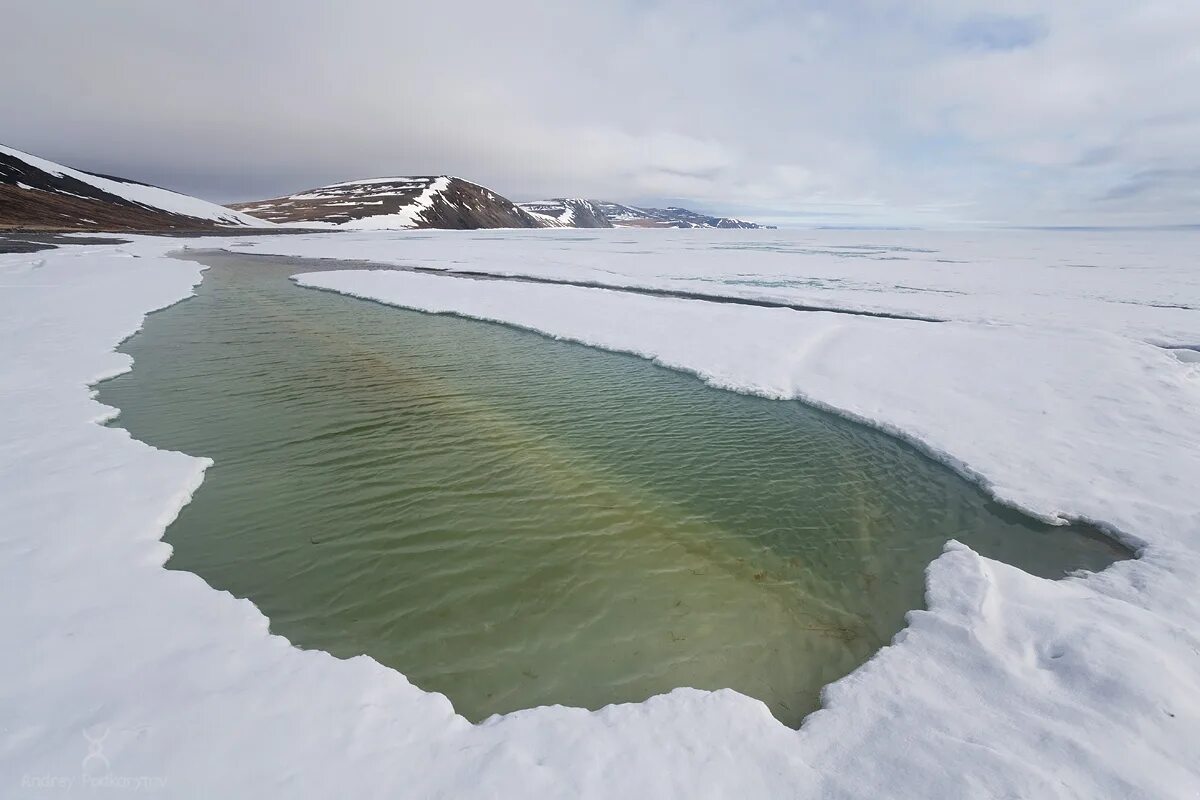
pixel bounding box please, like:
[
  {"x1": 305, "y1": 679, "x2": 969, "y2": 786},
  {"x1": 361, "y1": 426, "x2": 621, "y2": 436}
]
[{"x1": 98, "y1": 251, "x2": 1128, "y2": 728}]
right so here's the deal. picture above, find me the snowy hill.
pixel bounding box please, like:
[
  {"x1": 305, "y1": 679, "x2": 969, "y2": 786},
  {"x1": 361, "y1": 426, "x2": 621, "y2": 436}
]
[
  {"x1": 231, "y1": 177, "x2": 547, "y2": 230},
  {"x1": 0, "y1": 144, "x2": 268, "y2": 230},
  {"x1": 519, "y1": 198, "x2": 770, "y2": 229}
]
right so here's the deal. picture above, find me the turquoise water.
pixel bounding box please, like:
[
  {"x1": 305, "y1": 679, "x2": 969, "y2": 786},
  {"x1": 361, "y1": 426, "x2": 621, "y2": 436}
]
[{"x1": 98, "y1": 251, "x2": 1127, "y2": 727}]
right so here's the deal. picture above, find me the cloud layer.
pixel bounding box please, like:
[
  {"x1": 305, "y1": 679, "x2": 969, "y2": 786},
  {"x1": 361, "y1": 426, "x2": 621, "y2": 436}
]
[{"x1": 4, "y1": 0, "x2": 1198, "y2": 225}]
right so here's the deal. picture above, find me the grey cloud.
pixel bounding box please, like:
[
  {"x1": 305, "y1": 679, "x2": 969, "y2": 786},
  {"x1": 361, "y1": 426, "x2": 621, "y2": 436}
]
[
  {"x1": 1100, "y1": 167, "x2": 1200, "y2": 202},
  {"x1": 952, "y1": 14, "x2": 1046, "y2": 51},
  {"x1": 3, "y1": 0, "x2": 1199, "y2": 225}
]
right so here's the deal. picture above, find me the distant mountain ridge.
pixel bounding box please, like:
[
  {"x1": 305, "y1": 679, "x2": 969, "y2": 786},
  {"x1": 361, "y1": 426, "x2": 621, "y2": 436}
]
[
  {"x1": 233, "y1": 182, "x2": 772, "y2": 231},
  {"x1": 0, "y1": 142, "x2": 772, "y2": 232},
  {"x1": 518, "y1": 198, "x2": 770, "y2": 229},
  {"x1": 597, "y1": 201, "x2": 769, "y2": 229},
  {"x1": 519, "y1": 199, "x2": 614, "y2": 228},
  {"x1": 0, "y1": 144, "x2": 267, "y2": 231},
  {"x1": 230, "y1": 177, "x2": 546, "y2": 230}
]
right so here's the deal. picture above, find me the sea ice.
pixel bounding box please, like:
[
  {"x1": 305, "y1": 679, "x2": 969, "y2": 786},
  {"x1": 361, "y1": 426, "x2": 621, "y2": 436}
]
[{"x1": 3, "y1": 229, "x2": 1199, "y2": 798}]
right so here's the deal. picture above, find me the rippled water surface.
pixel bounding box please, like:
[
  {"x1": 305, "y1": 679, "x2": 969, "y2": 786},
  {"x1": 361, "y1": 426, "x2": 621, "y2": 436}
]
[{"x1": 99, "y1": 251, "x2": 1127, "y2": 726}]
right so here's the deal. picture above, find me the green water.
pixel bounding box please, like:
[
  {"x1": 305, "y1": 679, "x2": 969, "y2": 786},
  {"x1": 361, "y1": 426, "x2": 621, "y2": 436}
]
[{"x1": 99, "y1": 251, "x2": 1127, "y2": 727}]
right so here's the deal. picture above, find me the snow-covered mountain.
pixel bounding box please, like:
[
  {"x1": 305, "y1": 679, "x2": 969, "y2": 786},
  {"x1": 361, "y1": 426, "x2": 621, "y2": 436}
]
[
  {"x1": 591, "y1": 201, "x2": 768, "y2": 229},
  {"x1": 519, "y1": 198, "x2": 614, "y2": 228},
  {"x1": 233, "y1": 177, "x2": 772, "y2": 232},
  {"x1": 231, "y1": 177, "x2": 546, "y2": 230},
  {"x1": 519, "y1": 198, "x2": 770, "y2": 229},
  {"x1": 0, "y1": 143, "x2": 770, "y2": 233},
  {"x1": 0, "y1": 144, "x2": 268, "y2": 230}
]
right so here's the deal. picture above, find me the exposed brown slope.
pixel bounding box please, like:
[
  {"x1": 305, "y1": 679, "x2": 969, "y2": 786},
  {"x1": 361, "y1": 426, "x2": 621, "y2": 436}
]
[
  {"x1": 0, "y1": 147, "x2": 266, "y2": 231},
  {"x1": 0, "y1": 184, "x2": 226, "y2": 232}
]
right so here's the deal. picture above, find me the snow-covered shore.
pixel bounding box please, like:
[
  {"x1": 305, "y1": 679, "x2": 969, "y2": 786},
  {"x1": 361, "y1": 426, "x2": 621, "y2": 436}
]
[{"x1": 3, "y1": 229, "x2": 1199, "y2": 798}]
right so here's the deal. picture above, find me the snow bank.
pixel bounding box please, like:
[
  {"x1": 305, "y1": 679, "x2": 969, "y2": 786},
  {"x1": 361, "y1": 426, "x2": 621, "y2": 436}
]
[
  {"x1": 3, "y1": 229, "x2": 1199, "y2": 798},
  {"x1": 0, "y1": 143, "x2": 268, "y2": 227},
  {"x1": 228, "y1": 228, "x2": 1200, "y2": 343}
]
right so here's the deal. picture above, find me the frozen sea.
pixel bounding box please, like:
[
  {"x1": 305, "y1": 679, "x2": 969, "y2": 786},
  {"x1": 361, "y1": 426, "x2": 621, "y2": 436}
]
[
  {"x1": 2, "y1": 228, "x2": 1199, "y2": 798},
  {"x1": 96, "y1": 250, "x2": 1125, "y2": 728}
]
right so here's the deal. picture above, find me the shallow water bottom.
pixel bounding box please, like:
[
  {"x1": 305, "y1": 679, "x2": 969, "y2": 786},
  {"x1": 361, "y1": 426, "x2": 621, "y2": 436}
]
[{"x1": 98, "y1": 251, "x2": 1127, "y2": 726}]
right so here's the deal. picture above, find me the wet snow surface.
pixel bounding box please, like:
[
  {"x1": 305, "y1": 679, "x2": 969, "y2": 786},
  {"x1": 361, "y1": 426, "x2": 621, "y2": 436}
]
[{"x1": 3, "y1": 228, "x2": 1200, "y2": 798}]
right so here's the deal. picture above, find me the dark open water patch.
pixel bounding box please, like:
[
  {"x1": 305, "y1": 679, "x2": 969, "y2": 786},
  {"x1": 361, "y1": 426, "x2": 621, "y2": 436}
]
[{"x1": 97, "y1": 251, "x2": 1128, "y2": 727}]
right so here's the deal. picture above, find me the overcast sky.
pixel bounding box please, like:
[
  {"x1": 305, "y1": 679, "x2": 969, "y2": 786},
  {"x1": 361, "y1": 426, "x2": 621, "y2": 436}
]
[{"x1": 4, "y1": 0, "x2": 1199, "y2": 226}]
